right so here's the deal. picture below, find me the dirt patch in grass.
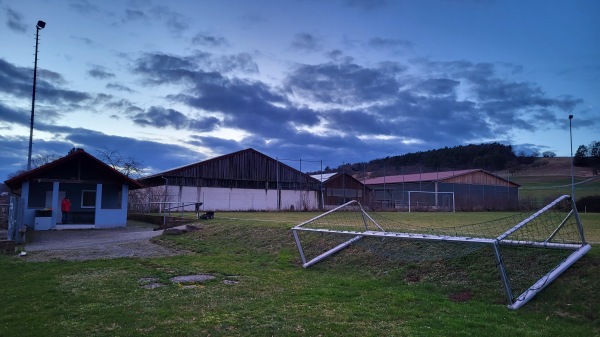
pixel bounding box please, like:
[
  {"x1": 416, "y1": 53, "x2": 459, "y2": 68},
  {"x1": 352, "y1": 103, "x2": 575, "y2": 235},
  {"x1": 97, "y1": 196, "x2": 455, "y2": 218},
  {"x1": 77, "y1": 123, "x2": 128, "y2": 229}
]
[
  {"x1": 21, "y1": 238, "x2": 187, "y2": 262},
  {"x1": 449, "y1": 291, "x2": 474, "y2": 303}
]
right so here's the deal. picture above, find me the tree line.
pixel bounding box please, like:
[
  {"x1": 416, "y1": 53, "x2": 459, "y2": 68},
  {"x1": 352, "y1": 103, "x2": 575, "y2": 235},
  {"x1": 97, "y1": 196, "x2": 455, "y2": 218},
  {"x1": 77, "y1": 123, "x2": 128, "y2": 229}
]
[
  {"x1": 574, "y1": 141, "x2": 600, "y2": 174},
  {"x1": 320, "y1": 141, "x2": 598, "y2": 177}
]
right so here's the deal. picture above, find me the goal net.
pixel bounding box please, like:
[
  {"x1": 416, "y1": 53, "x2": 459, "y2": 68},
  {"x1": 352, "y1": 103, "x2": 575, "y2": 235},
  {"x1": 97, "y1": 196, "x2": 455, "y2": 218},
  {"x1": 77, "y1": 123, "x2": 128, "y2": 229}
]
[
  {"x1": 408, "y1": 191, "x2": 455, "y2": 212},
  {"x1": 291, "y1": 195, "x2": 590, "y2": 309}
]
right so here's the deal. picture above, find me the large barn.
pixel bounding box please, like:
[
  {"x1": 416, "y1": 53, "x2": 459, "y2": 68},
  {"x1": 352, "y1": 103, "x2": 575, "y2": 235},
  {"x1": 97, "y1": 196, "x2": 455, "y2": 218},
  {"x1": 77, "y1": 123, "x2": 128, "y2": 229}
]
[
  {"x1": 364, "y1": 169, "x2": 520, "y2": 211},
  {"x1": 136, "y1": 148, "x2": 322, "y2": 211},
  {"x1": 311, "y1": 172, "x2": 371, "y2": 209}
]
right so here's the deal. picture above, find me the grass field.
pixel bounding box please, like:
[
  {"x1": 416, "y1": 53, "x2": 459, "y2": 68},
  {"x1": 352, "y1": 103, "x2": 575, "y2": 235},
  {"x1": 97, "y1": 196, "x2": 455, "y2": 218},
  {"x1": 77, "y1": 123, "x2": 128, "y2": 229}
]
[
  {"x1": 513, "y1": 175, "x2": 600, "y2": 205},
  {"x1": 1, "y1": 211, "x2": 599, "y2": 336}
]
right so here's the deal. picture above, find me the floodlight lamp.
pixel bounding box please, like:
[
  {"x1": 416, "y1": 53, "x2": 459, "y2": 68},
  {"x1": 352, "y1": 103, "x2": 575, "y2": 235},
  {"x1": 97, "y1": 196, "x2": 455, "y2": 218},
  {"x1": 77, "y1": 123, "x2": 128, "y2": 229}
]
[
  {"x1": 36, "y1": 20, "x2": 46, "y2": 29},
  {"x1": 569, "y1": 115, "x2": 573, "y2": 120}
]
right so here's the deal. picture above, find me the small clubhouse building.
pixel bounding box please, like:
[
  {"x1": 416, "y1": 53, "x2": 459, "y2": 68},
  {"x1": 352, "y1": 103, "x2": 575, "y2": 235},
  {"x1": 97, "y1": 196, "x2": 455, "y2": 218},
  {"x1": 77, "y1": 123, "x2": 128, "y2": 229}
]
[{"x1": 4, "y1": 149, "x2": 142, "y2": 230}]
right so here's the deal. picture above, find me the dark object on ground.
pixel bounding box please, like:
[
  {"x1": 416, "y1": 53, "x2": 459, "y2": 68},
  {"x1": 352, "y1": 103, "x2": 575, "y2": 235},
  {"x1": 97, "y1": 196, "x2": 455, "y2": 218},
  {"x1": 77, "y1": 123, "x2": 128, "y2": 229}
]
[{"x1": 199, "y1": 211, "x2": 214, "y2": 220}]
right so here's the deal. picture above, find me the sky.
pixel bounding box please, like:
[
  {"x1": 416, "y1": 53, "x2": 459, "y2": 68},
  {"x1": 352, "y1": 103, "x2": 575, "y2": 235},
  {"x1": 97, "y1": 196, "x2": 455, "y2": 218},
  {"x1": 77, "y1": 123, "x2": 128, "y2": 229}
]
[{"x1": 1, "y1": 0, "x2": 598, "y2": 181}]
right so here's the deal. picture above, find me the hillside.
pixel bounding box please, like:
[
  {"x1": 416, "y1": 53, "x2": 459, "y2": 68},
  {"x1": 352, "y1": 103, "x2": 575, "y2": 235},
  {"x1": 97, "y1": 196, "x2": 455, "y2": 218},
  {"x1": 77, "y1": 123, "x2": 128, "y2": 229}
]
[{"x1": 503, "y1": 157, "x2": 594, "y2": 178}]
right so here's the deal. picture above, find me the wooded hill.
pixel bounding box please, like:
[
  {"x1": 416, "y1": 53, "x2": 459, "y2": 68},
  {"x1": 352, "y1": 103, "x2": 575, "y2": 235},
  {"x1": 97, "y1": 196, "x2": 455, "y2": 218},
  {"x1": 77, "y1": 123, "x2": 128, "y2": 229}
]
[{"x1": 321, "y1": 143, "x2": 553, "y2": 178}]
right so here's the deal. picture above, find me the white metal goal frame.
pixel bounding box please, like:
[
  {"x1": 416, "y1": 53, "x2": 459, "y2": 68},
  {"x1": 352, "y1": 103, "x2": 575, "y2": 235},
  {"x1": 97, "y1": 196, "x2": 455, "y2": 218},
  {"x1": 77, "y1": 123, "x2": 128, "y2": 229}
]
[
  {"x1": 291, "y1": 195, "x2": 591, "y2": 310},
  {"x1": 407, "y1": 190, "x2": 455, "y2": 212}
]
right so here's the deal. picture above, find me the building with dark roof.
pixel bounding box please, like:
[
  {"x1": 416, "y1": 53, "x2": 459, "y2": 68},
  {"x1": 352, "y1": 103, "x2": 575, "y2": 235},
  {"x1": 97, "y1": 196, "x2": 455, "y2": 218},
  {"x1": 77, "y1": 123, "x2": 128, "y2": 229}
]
[
  {"x1": 4, "y1": 149, "x2": 142, "y2": 230},
  {"x1": 137, "y1": 148, "x2": 322, "y2": 211},
  {"x1": 364, "y1": 169, "x2": 520, "y2": 211},
  {"x1": 311, "y1": 172, "x2": 372, "y2": 208}
]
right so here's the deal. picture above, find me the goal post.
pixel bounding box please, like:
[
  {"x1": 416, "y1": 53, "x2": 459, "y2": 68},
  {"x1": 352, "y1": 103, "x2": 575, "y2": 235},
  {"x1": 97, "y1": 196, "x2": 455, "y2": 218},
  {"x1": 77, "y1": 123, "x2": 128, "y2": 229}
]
[
  {"x1": 408, "y1": 191, "x2": 455, "y2": 212},
  {"x1": 291, "y1": 195, "x2": 590, "y2": 310}
]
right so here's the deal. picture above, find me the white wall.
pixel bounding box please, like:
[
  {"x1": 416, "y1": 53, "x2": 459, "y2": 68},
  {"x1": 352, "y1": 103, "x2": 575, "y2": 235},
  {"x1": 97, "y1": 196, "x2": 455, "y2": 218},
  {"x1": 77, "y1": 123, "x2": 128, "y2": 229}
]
[
  {"x1": 95, "y1": 184, "x2": 128, "y2": 228},
  {"x1": 156, "y1": 186, "x2": 320, "y2": 211}
]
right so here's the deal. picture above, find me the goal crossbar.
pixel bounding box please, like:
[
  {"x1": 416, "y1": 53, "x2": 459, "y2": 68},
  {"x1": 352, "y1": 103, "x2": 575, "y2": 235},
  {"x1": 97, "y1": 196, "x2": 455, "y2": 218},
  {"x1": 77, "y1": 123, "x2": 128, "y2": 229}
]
[{"x1": 291, "y1": 195, "x2": 591, "y2": 309}]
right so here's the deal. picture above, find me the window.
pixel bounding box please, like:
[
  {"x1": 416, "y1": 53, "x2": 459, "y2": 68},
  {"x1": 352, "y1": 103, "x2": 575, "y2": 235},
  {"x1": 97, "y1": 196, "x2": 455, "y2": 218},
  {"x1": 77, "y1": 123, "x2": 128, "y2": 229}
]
[{"x1": 81, "y1": 190, "x2": 96, "y2": 208}]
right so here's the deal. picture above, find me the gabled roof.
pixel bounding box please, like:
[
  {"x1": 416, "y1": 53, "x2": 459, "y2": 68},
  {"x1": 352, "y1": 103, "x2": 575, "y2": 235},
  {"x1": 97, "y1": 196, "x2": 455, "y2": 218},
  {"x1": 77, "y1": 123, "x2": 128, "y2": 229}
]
[
  {"x1": 4, "y1": 149, "x2": 143, "y2": 190},
  {"x1": 137, "y1": 148, "x2": 320, "y2": 187},
  {"x1": 364, "y1": 169, "x2": 520, "y2": 187},
  {"x1": 310, "y1": 172, "x2": 338, "y2": 182}
]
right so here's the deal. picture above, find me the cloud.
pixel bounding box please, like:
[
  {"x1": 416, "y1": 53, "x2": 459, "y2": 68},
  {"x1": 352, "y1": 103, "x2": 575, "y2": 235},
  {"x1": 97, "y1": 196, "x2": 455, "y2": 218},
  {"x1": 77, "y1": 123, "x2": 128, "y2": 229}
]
[
  {"x1": 133, "y1": 106, "x2": 190, "y2": 129},
  {"x1": 284, "y1": 61, "x2": 406, "y2": 104},
  {"x1": 88, "y1": 66, "x2": 116, "y2": 79},
  {"x1": 291, "y1": 33, "x2": 322, "y2": 52},
  {"x1": 5, "y1": 7, "x2": 27, "y2": 33},
  {"x1": 149, "y1": 6, "x2": 189, "y2": 36},
  {"x1": 414, "y1": 78, "x2": 460, "y2": 96},
  {"x1": 0, "y1": 58, "x2": 91, "y2": 105},
  {"x1": 106, "y1": 82, "x2": 135, "y2": 93},
  {"x1": 368, "y1": 37, "x2": 413, "y2": 52},
  {"x1": 131, "y1": 106, "x2": 221, "y2": 132},
  {"x1": 192, "y1": 33, "x2": 229, "y2": 48},
  {"x1": 122, "y1": 9, "x2": 147, "y2": 22}
]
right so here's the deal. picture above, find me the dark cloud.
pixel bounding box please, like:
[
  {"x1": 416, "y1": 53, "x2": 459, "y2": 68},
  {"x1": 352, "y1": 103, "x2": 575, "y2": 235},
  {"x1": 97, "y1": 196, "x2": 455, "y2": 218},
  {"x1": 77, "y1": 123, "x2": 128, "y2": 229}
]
[
  {"x1": 149, "y1": 6, "x2": 189, "y2": 36},
  {"x1": 291, "y1": 33, "x2": 322, "y2": 52},
  {"x1": 123, "y1": 9, "x2": 146, "y2": 22},
  {"x1": 0, "y1": 101, "x2": 28, "y2": 126},
  {"x1": 284, "y1": 61, "x2": 405, "y2": 104},
  {"x1": 125, "y1": 50, "x2": 592, "y2": 174},
  {"x1": 414, "y1": 78, "x2": 460, "y2": 96},
  {"x1": 88, "y1": 66, "x2": 116, "y2": 79},
  {"x1": 133, "y1": 106, "x2": 190, "y2": 129},
  {"x1": 192, "y1": 33, "x2": 228, "y2": 48},
  {"x1": 132, "y1": 51, "x2": 258, "y2": 86},
  {"x1": 188, "y1": 135, "x2": 242, "y2": 154},
  {"x1": 0, "y1": 58, "x2": 91, "y2": 105},
  {"x1": 131, "y1": 106, "x2": 220, "y2": 132},
  {"x1": 106, "y1": 82, "x2": 135, "y2": 93},
  {"x1": 132, "y1": 52, "x2": 198, "y2": 85},
  {"x1": 5, "y1": 7, "x2": 27, "y2": 33},
  {"x1": 368, "y1": 37, "x2": 413, "y2": 51}
]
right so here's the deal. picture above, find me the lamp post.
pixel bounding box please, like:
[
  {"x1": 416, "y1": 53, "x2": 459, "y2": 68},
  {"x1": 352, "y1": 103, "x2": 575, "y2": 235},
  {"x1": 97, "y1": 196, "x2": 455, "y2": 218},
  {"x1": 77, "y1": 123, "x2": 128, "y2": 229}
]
[
  {"x1": 569, "y1": 114, "x2": 574, "y2": 200},
  {"x1": 27, "y1": 20, "x2": 46, "y2": 171}
]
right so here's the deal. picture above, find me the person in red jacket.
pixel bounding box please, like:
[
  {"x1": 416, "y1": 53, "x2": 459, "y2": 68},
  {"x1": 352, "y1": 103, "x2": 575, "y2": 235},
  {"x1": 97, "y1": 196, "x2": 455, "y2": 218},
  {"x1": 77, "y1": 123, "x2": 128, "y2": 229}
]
[{"x1": 61, "y1": 196, "x2": 71, "y2": 224}]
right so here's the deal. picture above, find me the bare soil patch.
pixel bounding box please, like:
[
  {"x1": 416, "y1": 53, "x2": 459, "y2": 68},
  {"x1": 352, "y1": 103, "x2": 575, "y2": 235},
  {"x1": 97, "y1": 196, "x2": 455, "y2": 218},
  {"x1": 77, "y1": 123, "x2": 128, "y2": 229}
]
[{"x1": 20, "y1": 222, "x2": 187, "y2": 262}]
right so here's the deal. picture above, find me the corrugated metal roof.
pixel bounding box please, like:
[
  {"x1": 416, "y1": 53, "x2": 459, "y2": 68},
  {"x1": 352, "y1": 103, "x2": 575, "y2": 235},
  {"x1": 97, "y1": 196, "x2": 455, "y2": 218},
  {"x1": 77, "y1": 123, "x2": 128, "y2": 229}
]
[{"x1": 364, "y1": 169, "x2": 518, "y2": 186}]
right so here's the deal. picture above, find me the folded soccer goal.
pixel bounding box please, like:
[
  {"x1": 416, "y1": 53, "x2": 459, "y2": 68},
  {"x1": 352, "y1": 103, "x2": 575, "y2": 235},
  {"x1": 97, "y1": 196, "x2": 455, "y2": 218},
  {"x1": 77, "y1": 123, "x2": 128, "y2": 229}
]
[{"x1": 291, "y1": 195, "x2": 591, "y2": 309}]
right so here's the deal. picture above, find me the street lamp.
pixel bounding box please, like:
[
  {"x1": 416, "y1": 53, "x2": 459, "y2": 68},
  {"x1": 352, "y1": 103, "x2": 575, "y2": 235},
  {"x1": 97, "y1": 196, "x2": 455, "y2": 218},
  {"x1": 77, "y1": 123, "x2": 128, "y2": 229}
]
[
  {"x1": 27, "y1": 20, "x2": 46, "y2": 171},
  {"x1": 569, "y1": 114, "x2": 574, "y2": 200}
]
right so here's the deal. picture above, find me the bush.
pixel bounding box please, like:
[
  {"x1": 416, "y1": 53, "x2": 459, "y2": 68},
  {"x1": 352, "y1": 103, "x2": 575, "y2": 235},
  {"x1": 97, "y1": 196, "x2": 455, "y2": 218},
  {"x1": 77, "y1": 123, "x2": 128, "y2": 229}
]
[{"x1": 577, "y1": 195, "x2": 600, "y2": 212}]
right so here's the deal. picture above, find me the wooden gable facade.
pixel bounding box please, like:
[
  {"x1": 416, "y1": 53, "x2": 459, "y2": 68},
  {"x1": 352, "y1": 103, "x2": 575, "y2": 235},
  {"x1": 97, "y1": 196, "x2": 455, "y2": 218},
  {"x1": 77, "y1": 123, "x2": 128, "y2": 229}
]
[{"x1": 137, "y1": 148, "x2": 322, "y2": 211}]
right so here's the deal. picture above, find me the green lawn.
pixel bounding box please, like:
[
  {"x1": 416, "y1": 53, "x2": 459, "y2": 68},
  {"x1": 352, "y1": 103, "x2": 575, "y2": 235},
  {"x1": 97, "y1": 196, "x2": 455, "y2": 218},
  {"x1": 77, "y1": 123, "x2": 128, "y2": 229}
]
[
  {"x1": 1, "y1": 212, "x2": 599, "y2": 336},
  {"x1": 513, "y1": 175, "x2": 600, "y2": 204}
]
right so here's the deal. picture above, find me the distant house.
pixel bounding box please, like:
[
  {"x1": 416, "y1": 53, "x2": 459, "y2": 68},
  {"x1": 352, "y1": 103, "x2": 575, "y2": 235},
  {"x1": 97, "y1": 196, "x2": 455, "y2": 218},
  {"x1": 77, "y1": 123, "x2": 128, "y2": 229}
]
[
  {"x1": 311, "y1": 172, "x2": 372, "y2": 209},
  {"x1": 136, "y1": 148, "x2": 322, "y2": 211},
  {"x1": 364, "y1": 169, "x2": 520, "y2": 211},
  {"x1": 3, "y1": 149, "x2": 142, "y2": 230}
]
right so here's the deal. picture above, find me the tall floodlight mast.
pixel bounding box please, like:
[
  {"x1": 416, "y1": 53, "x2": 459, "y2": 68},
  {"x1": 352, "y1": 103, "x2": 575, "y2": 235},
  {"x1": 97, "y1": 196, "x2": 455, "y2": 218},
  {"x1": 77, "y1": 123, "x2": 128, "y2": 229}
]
[{"x1": 27, "y1": 20, "x2": 46, "y2": 171}]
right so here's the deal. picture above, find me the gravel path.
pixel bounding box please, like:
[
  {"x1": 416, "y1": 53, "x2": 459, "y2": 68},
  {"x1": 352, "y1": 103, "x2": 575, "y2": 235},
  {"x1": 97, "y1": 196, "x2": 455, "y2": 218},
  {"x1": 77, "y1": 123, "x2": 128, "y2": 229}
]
[{"x1": 21, "y1": 224, "x2": 186, "y2": 262}]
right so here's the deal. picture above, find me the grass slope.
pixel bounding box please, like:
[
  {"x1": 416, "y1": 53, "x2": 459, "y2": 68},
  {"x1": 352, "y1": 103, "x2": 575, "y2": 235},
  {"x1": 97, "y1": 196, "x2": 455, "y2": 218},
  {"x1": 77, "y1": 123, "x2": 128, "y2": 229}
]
[{"x1": 1, "y1": 213, "x2": 599, "y2": 336}]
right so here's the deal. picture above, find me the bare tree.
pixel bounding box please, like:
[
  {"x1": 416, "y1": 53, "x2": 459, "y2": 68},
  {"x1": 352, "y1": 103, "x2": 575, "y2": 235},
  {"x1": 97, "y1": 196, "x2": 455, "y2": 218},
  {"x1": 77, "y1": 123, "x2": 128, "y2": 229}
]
[
  {"x1": 6, "y1": 153, "x2": 63, "y2": 179},
  {"x1": 95, "y1": 147, "x2": 145, "y2": 178}
]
